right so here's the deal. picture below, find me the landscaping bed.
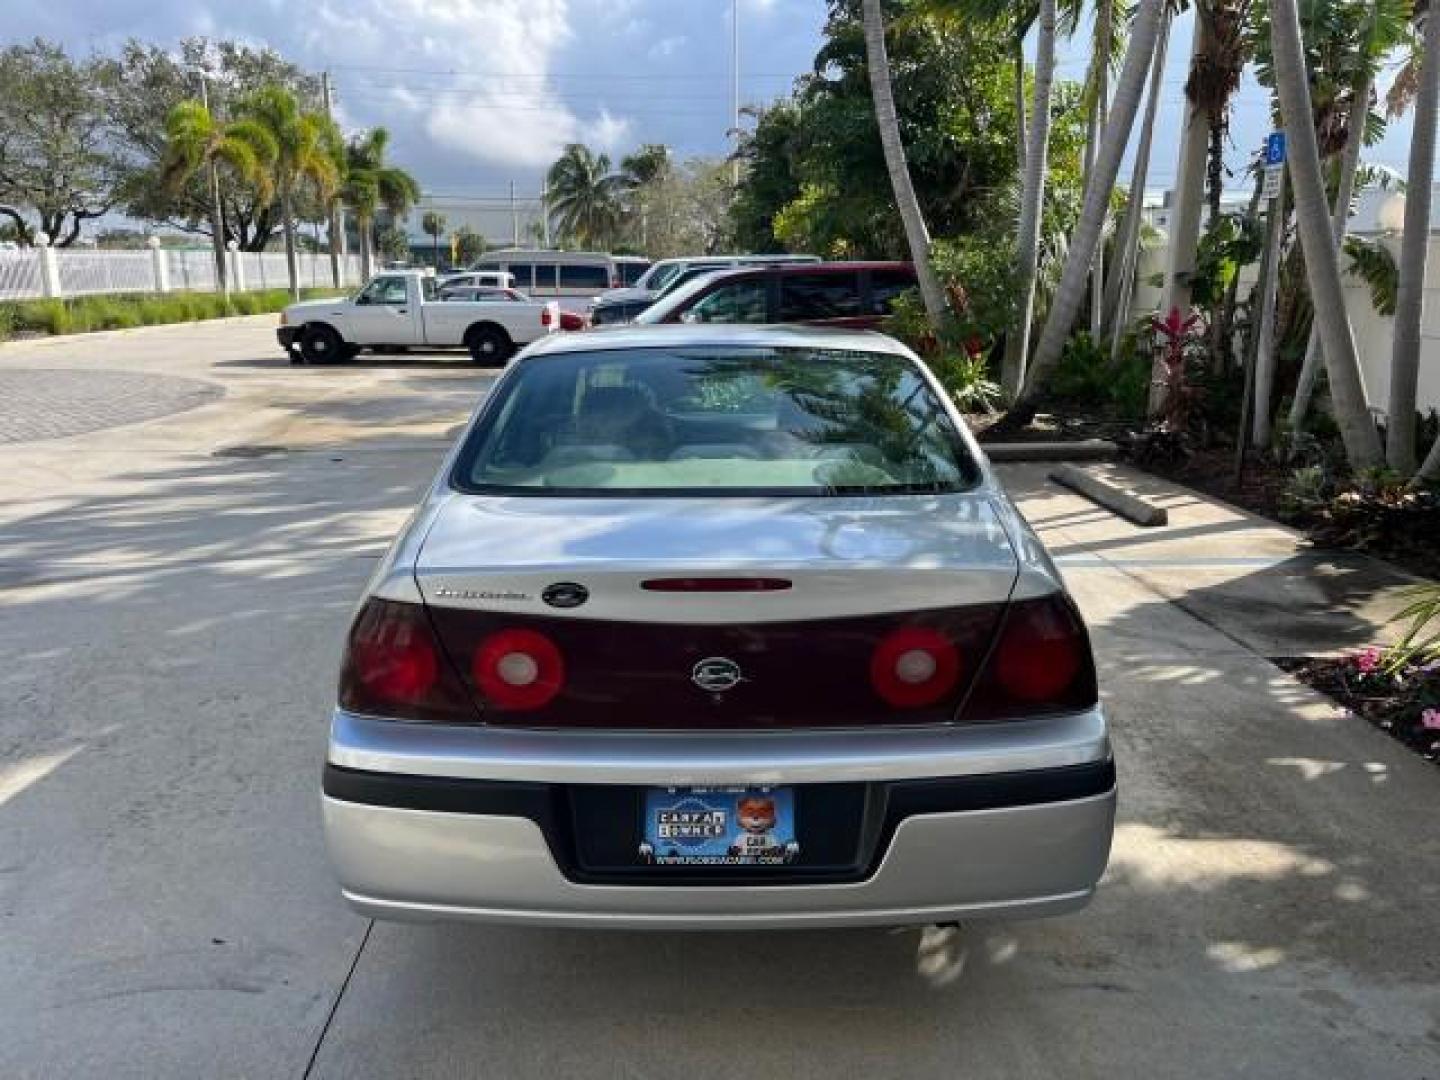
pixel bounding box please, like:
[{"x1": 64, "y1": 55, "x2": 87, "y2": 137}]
[
  {"x1": 1142, "y1": 444, "x2": 1440, "y2": 581},
  {"x1": 0, "y1": 288, "x2": 346, "y2": 341},
  {"x1": 1277, "y1": 652, "x2": 1440, "y2": 769}
]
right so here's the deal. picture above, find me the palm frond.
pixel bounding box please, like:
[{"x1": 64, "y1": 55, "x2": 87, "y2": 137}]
[{"x1": 1344, "y1": 234, "x2": 1399, "y2": 314}]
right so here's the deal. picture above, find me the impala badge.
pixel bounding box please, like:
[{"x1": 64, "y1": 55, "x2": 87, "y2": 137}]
[{"x1": 692, "y1": 657, "x2": 744, "y2": 693}]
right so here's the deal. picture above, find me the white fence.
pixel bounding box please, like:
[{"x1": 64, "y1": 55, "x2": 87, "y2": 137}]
[{"x1": 0, "y1": 245, "x2": 362, "y2": 302}]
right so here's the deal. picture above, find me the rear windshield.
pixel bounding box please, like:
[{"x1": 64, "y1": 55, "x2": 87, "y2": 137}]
[{"x1": 453, "y1": 346, "x2": 979, "y2": 496}]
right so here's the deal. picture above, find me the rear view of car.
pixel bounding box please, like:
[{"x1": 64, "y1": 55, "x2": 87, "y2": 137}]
[{"x1": 322, "y1": 326, "x2": 1115, "y2": 929}]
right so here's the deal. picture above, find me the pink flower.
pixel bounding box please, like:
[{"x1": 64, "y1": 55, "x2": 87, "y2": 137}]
[
  {"x1": 1353, "y1": 647, "x2": 1383, "y2": 674},
  {"x1": 1421, "y1": 709, "x2": 1440, "y2": 732}
]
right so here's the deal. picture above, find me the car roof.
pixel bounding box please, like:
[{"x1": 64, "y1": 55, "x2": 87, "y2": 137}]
[{"x1": 519, "y1": 323, "x2": 913, "y2": 359}]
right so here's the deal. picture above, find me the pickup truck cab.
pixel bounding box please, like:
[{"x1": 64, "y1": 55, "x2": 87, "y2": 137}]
[{"x1": 278, "y1": 271, "x2": 559, "y2": 366}]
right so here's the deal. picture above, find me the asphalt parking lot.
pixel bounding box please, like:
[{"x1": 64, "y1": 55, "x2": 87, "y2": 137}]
[{"x1": 1, "y1": 317, "x2": 1437, "y2": 1079}]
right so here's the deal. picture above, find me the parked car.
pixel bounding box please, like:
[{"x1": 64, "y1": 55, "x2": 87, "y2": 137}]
[
  {"x1": 437, "y1": 286, "x2": 523, "y2": 302},
  {"x1": 467, "y1": 250, "x2": 649, "y2": 313},
  {"x1": 591, "y1": 254, "x2": 822, "y2": 313},
  {"x1": 633, "y1": 262, "x2": 918, "y2": 331},
  {"x1": 588, "y1": 296, "x2": 655, "y2": 327},
  {"x1": 322, "y1": 323, "x2": 1115, "y2": 929},
  {"x1": 589, "y1": 263, "x2": 732, "y2": 327},
  {"x1": 439, "y1": 271, "x2": 517, "y2": 292},
  {"x1": 278, "y1": 271, "x2": 558, "y2": 364}
]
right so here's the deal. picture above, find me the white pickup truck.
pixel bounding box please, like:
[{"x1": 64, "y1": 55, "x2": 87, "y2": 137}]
[{"x1": 277, "y1": 271, "x2": 559, "y2": 365}]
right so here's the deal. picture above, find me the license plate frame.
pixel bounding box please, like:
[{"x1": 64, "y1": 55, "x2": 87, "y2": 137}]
[{"x1": 640, "y1": 786, "x2": 798, "y2": 868}]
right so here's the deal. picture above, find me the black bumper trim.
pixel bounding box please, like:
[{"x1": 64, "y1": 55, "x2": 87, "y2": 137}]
[
  {"x1": 324, "y1": 759, "x2": 1115, "y2": 887},
  {"x1": 322, "y1": 759, "x2": 1115, "y2": 817}
]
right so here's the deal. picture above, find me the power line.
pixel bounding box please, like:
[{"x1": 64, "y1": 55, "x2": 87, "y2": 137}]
[{"x1": 322, "y1": 61, "x2": 798, "y2": 81}]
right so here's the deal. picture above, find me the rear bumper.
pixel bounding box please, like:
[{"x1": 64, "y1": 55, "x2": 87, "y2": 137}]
[{"x1": 323, "y1": 708, "x2": 1116, "y2": 929}]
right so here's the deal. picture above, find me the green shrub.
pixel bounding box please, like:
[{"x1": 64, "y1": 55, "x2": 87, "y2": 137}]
[
  {"x1": 930, "y1": 350, "x2": 1002, "y2": 414},
  {"x1": 0, "y1": 287, "x2": 345, "y2": 340}
]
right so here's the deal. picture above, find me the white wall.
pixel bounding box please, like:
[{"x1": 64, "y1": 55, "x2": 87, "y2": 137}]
[{"x1": 1131, "y1": 234, "x2": 1440, "y2": 417}]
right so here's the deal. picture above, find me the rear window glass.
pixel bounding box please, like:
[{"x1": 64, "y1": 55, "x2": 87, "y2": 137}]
[
  {"x1": 619, "y1": 261, "x2": 651, "y2": 286},
  {"x1": 559, "y1": 264, "x2": 611, "y2": 289},
  {"x1": 505, "y1": 264, "x2": 535, "y2": 289},
  {"x1": 454, "y1": 346, "x2": 978, "y2": 496},
  {"x1": 870, "y1": 268, "x2": 918, "y2": 315},
  {"x1": 778, "y1": 272, "x2": 863, "y2": 320}
]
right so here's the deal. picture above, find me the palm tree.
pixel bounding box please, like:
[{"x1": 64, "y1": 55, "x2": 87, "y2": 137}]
[
  {"x1": 1105, "y1": 4, "x2": 1172, "y2": 355},
  {"x1": 1288, "y1": 0, "x2": 1407, "y2": 431},
  {"x1": 546, "y1": 144, "x2": 627, "y2": 249},
  {"x1": 1387, "y1": 2, "x2": 1439, "y2": 474},
  {"x1": 1268, "y1": 0, "x2": 1383, "y2": 468},
  {"x1": 1012, "y1": 0, "x2": 1168, "y2": 415},
  {"x1": 1003, "y1": 0, "x2": 1059, "y2": 399},
  {"x1": 239, "y1": 84, "x2": 343, "y2": 300},
  {"x1": 422, "y1": 210, "x2": 447, "y2": 268},
  {"x1": 343, "y1": 128, "x2": 420, "y2": 280},
  {"x1": 160, "y1": 99, "x2": 276, "y2": 294},
  {"x1": 861, "y1": 0, "x2": 950, "y2": 326}
]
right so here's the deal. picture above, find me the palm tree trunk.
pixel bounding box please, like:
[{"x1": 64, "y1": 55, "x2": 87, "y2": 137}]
[
  {"x1": 281, "y1": 187, "x2": 300, "y2": 302},
  {"x1": 1015, "y1": 0, "x2": 1167, "y2": 411},
  {"x1": 1002, "y1": 0, "x2": 1057, "y2": 402},
  {"x1": 861, "y1": 0, "x2": 948, "y2": 326},
  {"x1": 1387, "y1": 7, "x2": 1439, "y2": 475},
  {"x1": 1105, "y1": 5, "x2": 1172, "y2": 353},
  {"x1": 207, "y1": 159, "x2": 229, "y2": 296},
  {"x1": 1089, "y1": 0, "x2": 1113, "y2": 338},
  {"x1": 1289, "y1": 70, "x2": 1372, "y2": 430},
  {"x1": 1014, "y1": 33, "x2": 1028, "y2": 176},
  {"x1": 328, "y1": 200, "x2": 343, "y2": 289},
  {"x1": 1269, "y1": 0, "x2": 1383, "y2": 469},
  {"x1": 358, "y1": 213, "x2": 373, "y2": 281}
]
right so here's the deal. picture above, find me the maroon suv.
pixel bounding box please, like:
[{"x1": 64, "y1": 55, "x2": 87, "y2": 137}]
[{"x1": 633, "y1": 262, "x2": 917, "y2": 331}]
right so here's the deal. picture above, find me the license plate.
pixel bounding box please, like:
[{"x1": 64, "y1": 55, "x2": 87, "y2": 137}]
[{"x1": 641, "y1": 786, "x2": 798, "y2": 867}]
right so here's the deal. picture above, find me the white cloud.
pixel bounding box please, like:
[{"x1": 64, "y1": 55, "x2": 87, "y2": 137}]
[{"x1": 292, "y1": 0, "x2": 632, "y2": 170}]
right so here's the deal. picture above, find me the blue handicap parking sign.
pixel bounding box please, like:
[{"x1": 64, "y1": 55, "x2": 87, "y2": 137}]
[{"x1": 1266, "y1": 132, "x2": 1287, "y2": 166}]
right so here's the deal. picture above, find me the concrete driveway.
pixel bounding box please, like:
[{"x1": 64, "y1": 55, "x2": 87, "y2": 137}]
[{"x1": 1, "y1": 319, "x2": 1436, "y2": 1079}]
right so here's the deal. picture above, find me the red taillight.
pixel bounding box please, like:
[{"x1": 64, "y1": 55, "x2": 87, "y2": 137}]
[
  {"x1": 541, "y1": 307, "x2": 553, "y2": 327},
  {"x1": 338, "y1": 599, "x2": 476, "y2": 722},
  {"x1": 641, "y1": 577, "x2": 793, "y2": 593},
  {"x1": 967, "y1": 594, "x2": 1096, "y2": 719},
  {"x1": 473, "y1": 628, "x2": 565, "y2": 711},
  {"x1": 869, "y1": 626, "x2": 961, "y2": 709}
]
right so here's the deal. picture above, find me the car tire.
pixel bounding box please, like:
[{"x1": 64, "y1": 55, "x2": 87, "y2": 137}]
[
  {"x1": 300, "y1": 324, "x2": 345, "y2": 365},
  {"x1": 466, "y1": 325, "x2": 513, "y2": 366}
]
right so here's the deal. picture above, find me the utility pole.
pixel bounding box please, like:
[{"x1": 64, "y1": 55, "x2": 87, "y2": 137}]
[
  {"x1": 322, "y1": 71, "x2": 345, "y2": 288},
  {"x1": 731, "y1": 0, "x2": 741, "y2": 186},
  {"x1": 510, "y1": 180, "x2": 519, "y2": 248},
  {"x1": 199, "y1": 75, "x2": 229, "y2": 296}
]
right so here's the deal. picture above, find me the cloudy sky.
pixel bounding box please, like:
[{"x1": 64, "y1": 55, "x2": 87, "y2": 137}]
[{"x1": 9, "y1": 0, "x2": 1425, "y2": 201}]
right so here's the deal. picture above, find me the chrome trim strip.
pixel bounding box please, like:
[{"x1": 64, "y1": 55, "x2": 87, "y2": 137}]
[
  {"x1": 327, "y1": 706, "x2": 1110, "y2": 786},
  {"x1": 339, "y1": 888, "x2": 1096, "y2": 929}
]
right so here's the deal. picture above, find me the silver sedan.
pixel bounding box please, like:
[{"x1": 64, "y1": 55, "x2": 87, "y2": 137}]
[{"x1": 322, "y1": 325, "x2": 1116, "y2": 929}]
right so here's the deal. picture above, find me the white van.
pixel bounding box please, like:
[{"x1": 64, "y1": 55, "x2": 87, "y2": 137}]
[{"x1": 469, "y1": 250, "x2": 651, "y2": 313}]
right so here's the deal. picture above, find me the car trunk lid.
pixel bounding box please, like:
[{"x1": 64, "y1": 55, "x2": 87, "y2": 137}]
[{"x1": 414, "y1": 493, "x2": 1019, "y2": 728}]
